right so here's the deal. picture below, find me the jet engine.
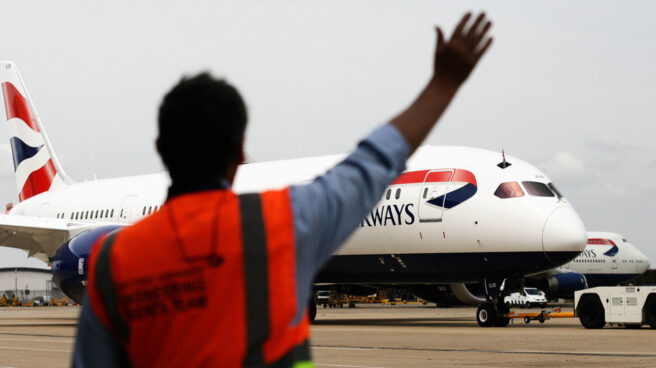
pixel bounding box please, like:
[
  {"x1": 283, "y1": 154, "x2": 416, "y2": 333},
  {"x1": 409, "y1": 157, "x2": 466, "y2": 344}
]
[
  {"x1": 406, "y1": 283, "x2": 486, "y2": 306},
  {"x1": 51, "y1": 225, "x2": 123, "y2": 304},
  {"x1": 538, "y1": 272, "x2": 588, "y2": 299}
]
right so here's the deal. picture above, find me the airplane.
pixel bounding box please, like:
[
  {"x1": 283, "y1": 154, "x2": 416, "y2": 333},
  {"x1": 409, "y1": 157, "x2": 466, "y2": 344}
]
[
  {"x1": 0, "y1": 60, "x2": 587, "y2": 327},
  {"x1": 409, "y1": 231, "x2": 651, "y2": 307},
  {"x1": 542, "y1": 231, "x2": 651, "y2": 292}
]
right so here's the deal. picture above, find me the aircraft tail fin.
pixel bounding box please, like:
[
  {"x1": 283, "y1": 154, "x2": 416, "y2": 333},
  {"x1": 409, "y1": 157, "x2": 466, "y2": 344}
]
[{"x1": 0, "y1": 61, "x2": 72, "y2": 202}]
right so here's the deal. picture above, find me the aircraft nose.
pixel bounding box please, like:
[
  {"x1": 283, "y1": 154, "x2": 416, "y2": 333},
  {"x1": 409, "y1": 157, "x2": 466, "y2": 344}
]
[
  {"x1": 640, "y1": 255, "x2": 651, "y2": 273},
  {"x1": 542, "y1": 206, "x2": 587, "y2": 265}
]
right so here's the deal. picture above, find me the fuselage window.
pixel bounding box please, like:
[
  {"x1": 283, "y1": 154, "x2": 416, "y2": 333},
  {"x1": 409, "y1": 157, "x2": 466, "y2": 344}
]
[
  {"x1": 85, "y1": 211, "x2": 89, "y2": 219},
  {"x1": 522, "y1": 182, "x2": 555, "y2": 197},
  {"x1": 422, "y1": 188, "x2": 428, "y2": 199},
  {"x1": 95, "y1": 210, "x2": 99, "y2": 218},
  {"x1": 494, "y1": 182, "x2": 524, "y2": 198},
  {"x1": 386, "y1": 189, "x2": 391, "y2": 200},
  {"x1": 111, "y1": 209, "x2": 114, "y2": 218},
  {"x1": 148, "y1": 206, "x2": 152, "y2": 214},
  {"x1": 395, "y1": 188, "x2": 401, "y2": 199},
  {"x1": 143, "y1": 207, "x2": 146, "y2": 215}
]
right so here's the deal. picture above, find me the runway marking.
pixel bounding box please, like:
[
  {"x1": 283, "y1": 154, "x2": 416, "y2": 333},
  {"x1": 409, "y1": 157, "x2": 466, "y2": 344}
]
[
  {"x1": 0, "y1": 346, "x2": 71, "y2": 353},
  {"x1": 312, "y1": 344, "x2": 656, "y2": 358},
  {"x1": 316, "y1": 364, "x2": 389, "y2": 368},
  {"x1": 314, "y1": 346, "x2": 373, "y2": 351},
  {"x1": 0, "y1": 338, "x2": 73, "y2": 344},
  {"x1": 0, "y1": 332, "x2": 74, "y2": 338}
]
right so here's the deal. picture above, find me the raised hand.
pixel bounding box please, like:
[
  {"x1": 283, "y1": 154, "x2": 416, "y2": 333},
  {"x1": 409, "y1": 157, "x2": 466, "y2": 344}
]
[
  {"x1": 390, "y1": 12, "x2": 494, "y2": 152},
  {"x1": 433, "y1": 12, "x2": 493, "y2": 88}
]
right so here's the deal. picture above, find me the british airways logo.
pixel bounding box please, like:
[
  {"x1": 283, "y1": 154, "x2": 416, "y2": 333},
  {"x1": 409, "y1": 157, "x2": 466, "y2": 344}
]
[
  {"x1": 412, "y1": 169, "x2": 478, "y2": 209},
  {"x1": 358, "y1": 169, "x2": 477, "y2": 228},
  {"x1": 603, "y1": 245, "x2": 619, "y2": 257},
  {"x1": 588, "y1": 238, "x2": 619, "y2": 258}
]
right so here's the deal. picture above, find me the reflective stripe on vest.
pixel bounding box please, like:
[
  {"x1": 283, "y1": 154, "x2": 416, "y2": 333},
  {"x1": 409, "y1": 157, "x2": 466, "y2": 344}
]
[
  {"x1": 91, "y1": 190, "x2": 312, "y2": 367},
  {"x1": 94, "y1": 231, "x2": 130, "y2": 341},
  {"x1": 240, "y1": 193, "x2": 271, "y2": 367}
]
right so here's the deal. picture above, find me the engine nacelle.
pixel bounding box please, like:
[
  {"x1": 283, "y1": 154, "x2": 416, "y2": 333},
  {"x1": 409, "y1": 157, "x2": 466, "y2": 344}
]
[
  {"x1": 538, "y1": 272, "x2": 588, "y2": 299},
  {"x1": 52, "y1": 226, "x2": 123, "y2": 304},
  {"x1": 406, "y1": 283, "x2": 486, "y2": 306}
]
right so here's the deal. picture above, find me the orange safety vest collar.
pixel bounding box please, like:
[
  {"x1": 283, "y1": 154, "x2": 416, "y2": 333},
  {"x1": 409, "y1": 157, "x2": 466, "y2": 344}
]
[{"x1": 87, "y1": 190, "x2": 312, "y2": 367}]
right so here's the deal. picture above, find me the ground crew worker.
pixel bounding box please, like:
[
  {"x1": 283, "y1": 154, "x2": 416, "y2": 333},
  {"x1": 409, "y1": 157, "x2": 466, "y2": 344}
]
[{"x1": 74, "y1": 12, "x2": 492, "y2": 367}]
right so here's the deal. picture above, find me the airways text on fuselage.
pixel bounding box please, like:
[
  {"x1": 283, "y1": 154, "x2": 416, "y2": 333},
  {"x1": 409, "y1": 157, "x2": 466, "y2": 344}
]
[{"x1": 359, "y1": 203, "x2": 415, "y2": 227}]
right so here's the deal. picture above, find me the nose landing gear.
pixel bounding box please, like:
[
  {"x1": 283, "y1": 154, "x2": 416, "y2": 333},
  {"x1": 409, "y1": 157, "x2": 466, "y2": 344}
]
[
  {"x1": 476, "y1": 299, "x2": 510, "y2": 327},
  {"x1": 476, "y1": 277, "x2": 522, "y2": 327}
]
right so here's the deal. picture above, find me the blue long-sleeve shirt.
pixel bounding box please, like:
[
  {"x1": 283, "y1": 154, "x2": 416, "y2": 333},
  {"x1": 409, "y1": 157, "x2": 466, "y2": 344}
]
[{"x1": 74, "y1": 124, "x2": 410, "y2": 366}]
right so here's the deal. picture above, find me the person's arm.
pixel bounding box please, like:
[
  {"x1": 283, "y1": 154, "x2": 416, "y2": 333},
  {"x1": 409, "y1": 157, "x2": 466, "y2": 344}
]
[
  {"x1": 391, "y1": 12, "x2": 492, "y2": 152},
  {"x1": 289, "y1": 12, "x2": 493, "y2": 322}
]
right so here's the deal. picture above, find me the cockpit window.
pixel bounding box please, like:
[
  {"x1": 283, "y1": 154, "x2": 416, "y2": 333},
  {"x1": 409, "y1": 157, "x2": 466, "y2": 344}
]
[
  {"x1": 522, "y1": 181, "x2": 554, "y2": 197},
  {"x1": 494, "y1": 182, "x2": 524, "y2": 198},
  {"x1": 548, "y1": 183, "x2": 563, "y2": 199}
]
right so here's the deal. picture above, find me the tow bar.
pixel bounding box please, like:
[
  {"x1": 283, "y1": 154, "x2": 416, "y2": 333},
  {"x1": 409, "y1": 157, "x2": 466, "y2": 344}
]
[{"x1": 507, "y1": 308, "x2": 574, "y2": 324}]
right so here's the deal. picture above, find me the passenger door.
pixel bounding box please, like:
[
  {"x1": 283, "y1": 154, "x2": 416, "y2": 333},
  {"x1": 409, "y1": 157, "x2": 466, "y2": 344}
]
[
  {"x1": 119, "y1": 195, "x2": 136, "y2": 223},
  {"x1": 417, "y1": 170, "x2": 453, "y2": 223}
]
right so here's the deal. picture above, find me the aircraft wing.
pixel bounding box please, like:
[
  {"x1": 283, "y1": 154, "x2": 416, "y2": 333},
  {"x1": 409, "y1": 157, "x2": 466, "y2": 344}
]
[{"x1": 0, "y1": 214, "x2": 99, "y2": 260}]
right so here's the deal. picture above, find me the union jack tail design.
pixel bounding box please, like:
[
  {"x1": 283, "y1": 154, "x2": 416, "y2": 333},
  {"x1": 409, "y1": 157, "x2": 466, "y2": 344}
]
[{"x1": 1, "y1": 61, "x2": 71, "y2": 202}]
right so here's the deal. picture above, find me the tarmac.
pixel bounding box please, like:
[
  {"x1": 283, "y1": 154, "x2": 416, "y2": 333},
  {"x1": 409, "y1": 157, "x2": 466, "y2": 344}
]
[{"x1": 0, "y1": 304, "x2": 654, "y2": 367}]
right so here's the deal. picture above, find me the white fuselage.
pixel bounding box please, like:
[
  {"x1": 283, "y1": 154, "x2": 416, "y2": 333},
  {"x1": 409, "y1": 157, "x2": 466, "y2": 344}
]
[
  {"x1": 564, "y1": 232, "x2": 650, "y2": 286},
  {"x1": 9, "y1": 145, "x2": 587, "y2": 283}
]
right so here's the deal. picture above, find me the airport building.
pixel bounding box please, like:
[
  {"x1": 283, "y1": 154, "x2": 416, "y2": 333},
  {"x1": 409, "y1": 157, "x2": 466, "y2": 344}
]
[{"x1": 0, "y1": 246, "x2": 63, "y2": 303}]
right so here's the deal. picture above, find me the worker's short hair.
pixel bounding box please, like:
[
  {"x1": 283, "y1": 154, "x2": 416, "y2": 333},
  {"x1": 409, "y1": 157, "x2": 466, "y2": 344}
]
[{"x1": 157, "y1": 73, "x2": 247, "y2": 183}]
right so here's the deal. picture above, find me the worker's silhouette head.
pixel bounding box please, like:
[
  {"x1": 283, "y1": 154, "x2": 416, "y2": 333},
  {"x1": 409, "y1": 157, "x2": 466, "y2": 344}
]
[{"x1": 157, "y1": 73, "x2": 247, "y2": 185}]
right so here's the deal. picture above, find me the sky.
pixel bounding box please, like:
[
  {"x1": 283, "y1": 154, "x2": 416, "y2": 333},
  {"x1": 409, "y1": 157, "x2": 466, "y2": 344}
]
[{"x1": 0, "y1": 1, "x2": 654, "y2": 266}]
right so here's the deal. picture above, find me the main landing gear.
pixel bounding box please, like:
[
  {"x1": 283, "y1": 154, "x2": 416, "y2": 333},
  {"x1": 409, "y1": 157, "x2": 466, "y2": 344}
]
[{"x1": 476, "y1": 277, "x2": 523, "y2": 327}]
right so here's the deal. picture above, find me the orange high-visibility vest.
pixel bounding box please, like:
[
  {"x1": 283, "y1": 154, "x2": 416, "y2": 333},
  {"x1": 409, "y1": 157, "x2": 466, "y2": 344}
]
[{"x1": 86, "y1": 189, "x2": 312, "y2": 367}]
